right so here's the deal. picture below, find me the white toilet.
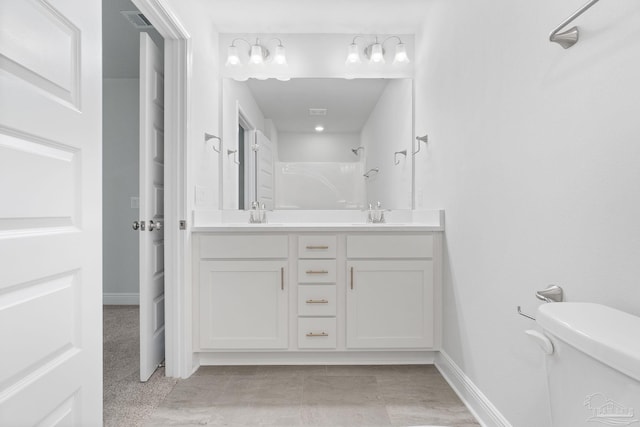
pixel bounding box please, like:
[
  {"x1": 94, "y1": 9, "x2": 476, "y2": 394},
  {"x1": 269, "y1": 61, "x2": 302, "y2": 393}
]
[{"x1": 535, "y1": 302, "x2": 640, "y2": 427}]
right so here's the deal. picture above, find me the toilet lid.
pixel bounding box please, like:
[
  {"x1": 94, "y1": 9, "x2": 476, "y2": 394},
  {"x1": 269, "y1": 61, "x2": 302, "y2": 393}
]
[{"x1": 537, "y1": 302, "x2": 640, "y2": 382}]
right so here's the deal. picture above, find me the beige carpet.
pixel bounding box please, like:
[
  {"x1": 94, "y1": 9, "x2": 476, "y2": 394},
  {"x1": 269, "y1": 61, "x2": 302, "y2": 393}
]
[{"x1": 103, "y1": 306, "x2": 177, "y2": 427}]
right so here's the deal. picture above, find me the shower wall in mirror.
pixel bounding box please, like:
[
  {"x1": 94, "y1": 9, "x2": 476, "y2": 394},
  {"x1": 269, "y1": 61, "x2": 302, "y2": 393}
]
[{"x1": 221, "y1": 78, "x2": 413, "y2": 210}]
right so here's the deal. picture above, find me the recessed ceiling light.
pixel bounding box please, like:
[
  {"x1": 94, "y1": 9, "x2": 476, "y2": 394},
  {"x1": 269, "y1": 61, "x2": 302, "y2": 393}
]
[{"x1": 315, "y1": 125, "x2": 324, "y2": 132}]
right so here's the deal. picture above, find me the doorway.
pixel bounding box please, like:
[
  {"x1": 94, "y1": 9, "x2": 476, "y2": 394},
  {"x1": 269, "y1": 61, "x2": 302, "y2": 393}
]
[{"x1": 101, "y1": 0, "x2": 165, "y2": 384}]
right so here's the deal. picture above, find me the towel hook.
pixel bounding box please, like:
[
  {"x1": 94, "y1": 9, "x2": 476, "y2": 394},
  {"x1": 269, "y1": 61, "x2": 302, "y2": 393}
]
[
  {"x1": 394, "y1": 150, "x2": 407, "y2": 165},
  {"x1": 205, "y1": 132, "x2": 222, "y2": 153},
  {"x1": 413, "y1": 134, "x2": 428, "y2": 155},
  {"x1": 227, "y1": 149, "x2": 240, "y2": 165}
]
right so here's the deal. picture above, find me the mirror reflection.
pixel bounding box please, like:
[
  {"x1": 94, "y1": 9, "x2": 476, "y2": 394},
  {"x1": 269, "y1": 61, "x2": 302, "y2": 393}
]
[{"x1": 222, "y1": 78, "x2": 413, "y2": 210}]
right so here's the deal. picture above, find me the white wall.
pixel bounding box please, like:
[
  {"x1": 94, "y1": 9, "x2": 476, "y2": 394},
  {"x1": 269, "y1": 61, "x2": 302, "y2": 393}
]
[
  {"x1": 103, "y1": 78, "x2": 139, "y2": 304},
  {"x1": 362, "y1": 79, "x2": 413, "y2": 209},
  {"x1": 278, "y1": 132, "x2": 360, "y2": 162},
  {"x1": 165, "y1": 0, "x2": 221, "y2": 215},
  {"x1": 415, "y1": 0, "x2": 640, "y2": 425}
]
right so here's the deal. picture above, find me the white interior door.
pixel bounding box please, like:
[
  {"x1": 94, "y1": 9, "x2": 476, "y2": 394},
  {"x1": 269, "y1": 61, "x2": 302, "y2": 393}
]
[
  {"x1": 139, "y1": 32, "x2": 165, "y2": 382},
  {"x1": 0, "y1": 0, "x2": 102, "y2": 424}
]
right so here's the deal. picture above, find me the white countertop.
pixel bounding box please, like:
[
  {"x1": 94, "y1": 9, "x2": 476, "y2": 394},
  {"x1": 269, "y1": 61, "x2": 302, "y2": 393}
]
[{"x1": 191, "y1": 210, "x2": 445, "y2": 233}]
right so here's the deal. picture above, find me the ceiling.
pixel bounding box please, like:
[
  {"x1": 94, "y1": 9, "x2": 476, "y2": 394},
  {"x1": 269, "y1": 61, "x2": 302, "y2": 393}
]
[
  {"x1": 103, "y1": 0, "x2": 428, "y2": 78},
  {"x1": 245, "y1": 78, "x2": 390, "y2": 134}
]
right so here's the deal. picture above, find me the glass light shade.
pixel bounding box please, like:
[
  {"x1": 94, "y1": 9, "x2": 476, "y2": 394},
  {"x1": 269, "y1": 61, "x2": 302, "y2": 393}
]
[
  {"x1": 393, "y1": 43, "x2": 410, "y2": 64},
  {"x1": 226, "y1": 45, "x2": 241, "y2": 66},
  {"x1": 346, "y1": 43, "x2": 362, "y2": 64},
  {"x1": 369, "y1": 43, "x2": 385, "y2": 64},
  {"x1": 273, "y1": 45, "x2": 287, "y2": 65},
  {"x1": 249, "y1": 44, "x2": 264, "y2": 65}
]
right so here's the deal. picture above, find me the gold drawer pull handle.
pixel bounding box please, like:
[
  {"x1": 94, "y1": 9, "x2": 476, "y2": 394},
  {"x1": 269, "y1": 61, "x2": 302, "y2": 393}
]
[
  {"x1": 306, "y1": 332, "x2": 329, "y2": 337},
  {"x1": 306, "y1": 270, "x2": 329, "y2": 274},
  {"x1": 306, "y1": 299, "x2": 329, "y2": 304},
  {"x1": 306, "y1": 245, "x2": 329, "y2": 250}
]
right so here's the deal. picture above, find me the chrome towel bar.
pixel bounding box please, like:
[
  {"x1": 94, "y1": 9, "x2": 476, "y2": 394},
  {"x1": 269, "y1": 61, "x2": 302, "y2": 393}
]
[{"x1": 549, "y1": 0, "x2": 602, "y2": 49}]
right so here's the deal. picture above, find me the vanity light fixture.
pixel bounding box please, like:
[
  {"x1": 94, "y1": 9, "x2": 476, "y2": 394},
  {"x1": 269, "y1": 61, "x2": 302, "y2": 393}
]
[
  {"x1": 226, "y1": 37, "x2": 288, "y2": 68},
  {"x1": 346, "y1": 35, "x2": 410, "y2": 65},
  {"x1": 315, "y1": 125, "x2": 325, "y2": 132}
]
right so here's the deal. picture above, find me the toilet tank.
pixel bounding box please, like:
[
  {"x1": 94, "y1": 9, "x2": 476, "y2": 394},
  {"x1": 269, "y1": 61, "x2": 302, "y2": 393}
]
[{"x1": 537, "y1": 303, "x2": 640, "y2": 427}]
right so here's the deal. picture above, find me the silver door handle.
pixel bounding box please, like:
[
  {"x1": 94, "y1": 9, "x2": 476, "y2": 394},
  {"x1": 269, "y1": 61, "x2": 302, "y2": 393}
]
[
  {"x1": 132, "y1": 221, "x2": 140, "y2": 230},
  {"x1": 149, "y1": 220, "x2": 162, "y2": 231}
]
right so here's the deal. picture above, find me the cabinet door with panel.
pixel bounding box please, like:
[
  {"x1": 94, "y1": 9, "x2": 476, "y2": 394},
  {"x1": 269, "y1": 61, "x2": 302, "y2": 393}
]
[
  {"x1": 199, "y1": 260, "x2": 288, "y2": 349},
  {"x1": 346, "y1": 260, "x2": 434, "y2": 349}
]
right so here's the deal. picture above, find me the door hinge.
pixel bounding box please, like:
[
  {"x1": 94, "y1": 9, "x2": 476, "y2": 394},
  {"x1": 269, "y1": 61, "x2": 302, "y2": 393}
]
[{"x1": 179, "y1": 220, "x2": 187, "y2": 230}]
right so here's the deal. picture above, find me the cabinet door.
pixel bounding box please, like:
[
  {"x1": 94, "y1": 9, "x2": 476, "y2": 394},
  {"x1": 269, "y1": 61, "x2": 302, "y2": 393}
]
[
  {"x1": 347, "y1": 260, "x2": 434, "y2": 349},
  {"x1": 200, "y1": 260, "x2": 288, "y2": 349}
]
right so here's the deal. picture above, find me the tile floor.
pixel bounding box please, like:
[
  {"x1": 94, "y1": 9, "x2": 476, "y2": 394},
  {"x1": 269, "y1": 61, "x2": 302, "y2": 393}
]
[{"x1": 145, "y1": 365, "x2": 480, "y2": 426}]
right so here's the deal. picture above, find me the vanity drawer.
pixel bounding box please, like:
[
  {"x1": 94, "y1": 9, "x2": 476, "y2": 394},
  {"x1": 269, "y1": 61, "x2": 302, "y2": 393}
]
[
  {"x1": 347, "y1": 234, "x2": 433, "y2": 259},
  {"x1": 298, "y1": 285, "x2": 337, "y2": 316},
  {"x1": 200, "y1": 234, "x2": 288, "y2": 259},
  {"x1": 298, "y1": 318, "x2": 336, "y2": 349},
  {"x1": 298, "y1": 235, "x2": 337, "y2": 259},
  {"x1": 298, "y1": 260, "x2": 336, "y2": 283}
]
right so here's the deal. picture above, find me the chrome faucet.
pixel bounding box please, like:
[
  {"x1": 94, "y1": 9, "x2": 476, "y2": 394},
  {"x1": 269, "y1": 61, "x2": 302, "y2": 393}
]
[
  {"x1": 367, "y1": 201, "x2": 385, "y2": 223},
  {"x1": 249, "y1": 201, "x2": 267, "y2": 224}
]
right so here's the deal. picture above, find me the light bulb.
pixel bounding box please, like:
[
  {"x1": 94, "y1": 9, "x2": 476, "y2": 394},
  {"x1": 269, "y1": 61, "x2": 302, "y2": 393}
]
[
  {"x1": 369, "y1": 43, "x2": 385, "y2": 64},
  {"x1": 226, "y1": 45, "x2": 240, "y2": 67},
  {"x1": 249, "y1": 44, "x2": 264, "y2": 65},
  {"x1": 273, "y1": 45, "x2": 287, "y2": 65},
  {"x1": 346, "y1": 43, "x2": 362, "y2": 64},
  {"x1": 393, "y1": 43, "x2": 410, "y2": 65},
  {"x1": 315, "y1": 125, "x2": 324, "y2": 132}
]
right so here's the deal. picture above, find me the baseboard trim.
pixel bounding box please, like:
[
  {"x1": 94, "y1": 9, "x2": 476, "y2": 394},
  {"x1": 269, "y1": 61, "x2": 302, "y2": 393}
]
[
  {"x1": 103, "y1": 292, "x2": 139, "y2": 305},
  {"x1": 198, "y1": 350, "x2": 435, "y2": 366},
  {"x1": 435, "y1": 351, "x2": 511, "y2": 427}
]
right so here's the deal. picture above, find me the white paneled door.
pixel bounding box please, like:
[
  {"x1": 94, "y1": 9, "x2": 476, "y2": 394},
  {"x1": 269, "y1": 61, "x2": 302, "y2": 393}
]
[
  {"x1": 0, "y1": 0, "x2": 102, "y2": 425},
  {"x1": 139, "y1": 33, "x2": 165, "y2": 382}
]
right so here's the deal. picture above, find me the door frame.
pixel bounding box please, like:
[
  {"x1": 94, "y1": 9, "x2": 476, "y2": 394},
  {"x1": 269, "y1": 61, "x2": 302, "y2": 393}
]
[
  {"x1": 237, "y1": 104, "x2": 257, "y2": 208},
  {"x1": 132, "y1": 0, "x2": 192, "y2": 378}
]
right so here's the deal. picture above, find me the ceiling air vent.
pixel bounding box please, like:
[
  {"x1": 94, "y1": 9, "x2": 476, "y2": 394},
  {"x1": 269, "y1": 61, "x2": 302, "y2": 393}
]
[
  {"x1": 309, "y1": 108, "x2": 327, "y2": 116},
  {"x1": 120, "y1": 11, "x2": 154, "y2": 29}
]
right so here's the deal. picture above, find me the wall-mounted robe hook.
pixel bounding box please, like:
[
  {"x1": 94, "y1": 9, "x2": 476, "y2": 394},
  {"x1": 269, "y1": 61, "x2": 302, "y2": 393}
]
[
  {"x1": 413, "y1": 134, "x2": 428, "y2": 155},
  {"x1": 394, "y1": 150, "x2": 407, "y2": 165},
  {"x1": 204, "y1": 132, "x2": 222, "y2": 153},
  {"x1": 227, "y1": 149, "x2": 240, "y2": 165}
]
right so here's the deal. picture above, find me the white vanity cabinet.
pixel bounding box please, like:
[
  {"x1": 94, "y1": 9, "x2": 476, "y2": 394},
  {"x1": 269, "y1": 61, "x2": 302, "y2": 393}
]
[
  {"x1": 346, "y1": 234, "x2": 436, "y2": 349},
  {"x1": 197, "y1": 235, "x2": 289, "y2": 349},
  {"x1": 297, "y1": 235, "x2": 338, "y2": 350},
  {"x1": 194, "y1": 229, "x2": 441, "y2": 362}
]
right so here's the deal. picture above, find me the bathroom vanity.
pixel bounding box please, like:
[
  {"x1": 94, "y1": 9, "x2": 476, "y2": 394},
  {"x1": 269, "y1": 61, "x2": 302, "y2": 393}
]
[
  {"x1": 192, "y1": 212, "x2": 443, "y2": 365},
  {"x1": 191, "y1": 73, "x2": 441, "y2": 365}
]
